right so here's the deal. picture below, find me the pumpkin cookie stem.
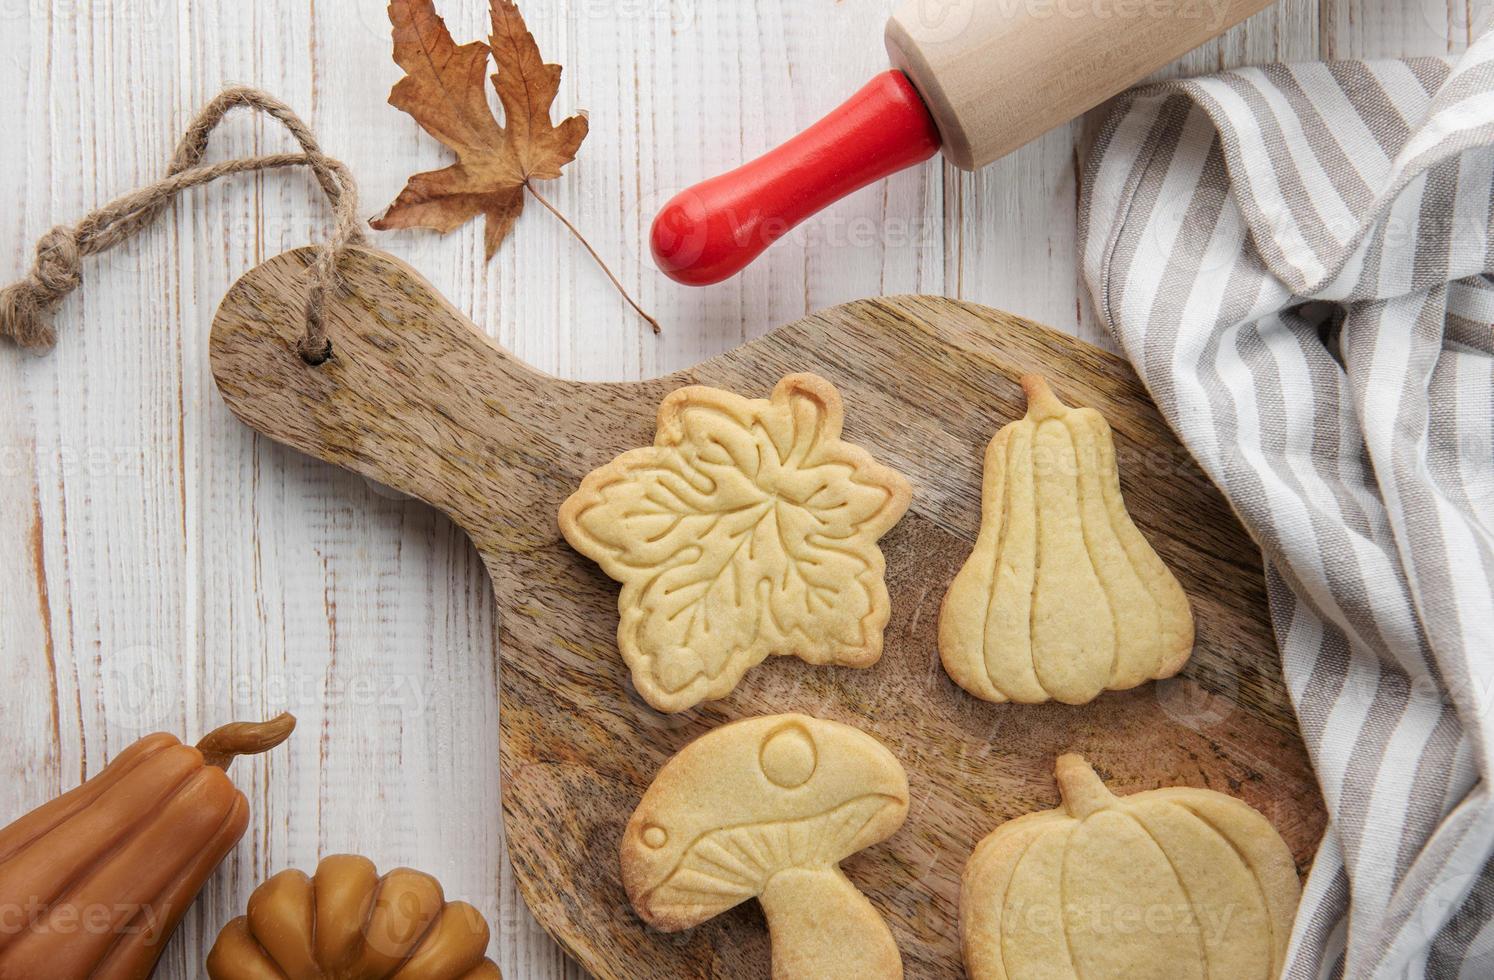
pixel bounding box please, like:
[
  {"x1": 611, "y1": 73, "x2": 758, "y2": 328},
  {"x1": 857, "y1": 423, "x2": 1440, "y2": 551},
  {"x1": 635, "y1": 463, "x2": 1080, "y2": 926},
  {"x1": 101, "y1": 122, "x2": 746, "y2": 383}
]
[
  {"x1": 1019, "y1": 374, "x2": 1067, "y2": 421},
  {"x1": 197, "y1": 713, "x2": 297, "y2": 771},
  {"x1": 1055, "y1": 754, "x2": 1114, "y2": 818}
]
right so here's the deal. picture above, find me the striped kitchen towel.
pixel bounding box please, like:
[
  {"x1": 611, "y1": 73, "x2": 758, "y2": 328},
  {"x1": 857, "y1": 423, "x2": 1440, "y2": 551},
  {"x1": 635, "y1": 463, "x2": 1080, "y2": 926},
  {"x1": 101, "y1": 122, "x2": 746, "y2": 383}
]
[{"x1": 1080, "y1": 26, "x2": 1494, "y2": 980}]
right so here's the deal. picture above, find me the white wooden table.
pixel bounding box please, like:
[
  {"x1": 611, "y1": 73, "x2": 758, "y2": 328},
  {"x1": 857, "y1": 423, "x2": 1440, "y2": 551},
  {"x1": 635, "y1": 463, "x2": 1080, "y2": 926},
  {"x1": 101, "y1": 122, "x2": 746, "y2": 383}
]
[{"x1": 0, "y1": 1, "x2": 1484, "y2": 976}]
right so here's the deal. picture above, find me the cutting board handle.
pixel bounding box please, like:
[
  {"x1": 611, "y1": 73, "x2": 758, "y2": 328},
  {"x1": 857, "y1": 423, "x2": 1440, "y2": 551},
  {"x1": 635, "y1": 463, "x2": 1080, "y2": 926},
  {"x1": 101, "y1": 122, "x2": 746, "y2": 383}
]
[{"x1": 209, "y1": 246, "x2": 570, "y2": 536}]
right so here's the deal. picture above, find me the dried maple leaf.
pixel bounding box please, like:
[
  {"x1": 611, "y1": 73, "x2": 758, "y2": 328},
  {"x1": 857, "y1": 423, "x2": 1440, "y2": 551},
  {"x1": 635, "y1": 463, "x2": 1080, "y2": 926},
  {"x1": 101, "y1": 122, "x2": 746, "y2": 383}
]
[
  {"x1": 558, "y1": 374, "x2": 913, "y2": 713},
  {"x1": 373, "y1": 0, "x2": 657, "y2": 330},
  {"x1": 374, "y1": 0, "x2": 587, "y2": 255}
]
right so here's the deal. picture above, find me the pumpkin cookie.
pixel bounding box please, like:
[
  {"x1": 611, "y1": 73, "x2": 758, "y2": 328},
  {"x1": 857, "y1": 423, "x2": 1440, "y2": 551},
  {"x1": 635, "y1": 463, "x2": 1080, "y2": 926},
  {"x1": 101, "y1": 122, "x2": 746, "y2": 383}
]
[
  {"x1": 560, "y1": 373, "x2": 912, "y2": 713},
  {"x1": 622, "y1": 714, "x2": 909, "y2": 979},
  {"x1": 962, "y1": 754, "x2": 1300, "y2": 980},
  {"x1": 939, "y1": 375, "x2": 1193, "y2": 704}
]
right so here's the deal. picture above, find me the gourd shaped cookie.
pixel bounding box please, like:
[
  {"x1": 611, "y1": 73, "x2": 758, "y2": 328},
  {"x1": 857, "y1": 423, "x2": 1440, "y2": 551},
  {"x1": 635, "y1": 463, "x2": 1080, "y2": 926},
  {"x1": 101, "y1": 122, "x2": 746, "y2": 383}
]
[
  {"x1": 560, "y1": 373, "x2": 912, "y2": 712},
  {"x1": 939, "y1": 375, "x2": 1193, "y2": 704},
  {"x1": 962, "y1": 755, "x2": 1300, "y2": 980},
  {"x1": 622, "y1": 714, "x2": 909, "y2": 979}
]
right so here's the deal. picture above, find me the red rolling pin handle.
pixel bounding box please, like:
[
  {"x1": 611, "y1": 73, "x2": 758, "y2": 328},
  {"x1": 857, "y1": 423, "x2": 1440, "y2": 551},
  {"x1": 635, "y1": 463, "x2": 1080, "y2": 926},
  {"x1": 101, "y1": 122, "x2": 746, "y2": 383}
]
[{"x1": 650, "y1": 70, "x2": 941, "y2": 286}]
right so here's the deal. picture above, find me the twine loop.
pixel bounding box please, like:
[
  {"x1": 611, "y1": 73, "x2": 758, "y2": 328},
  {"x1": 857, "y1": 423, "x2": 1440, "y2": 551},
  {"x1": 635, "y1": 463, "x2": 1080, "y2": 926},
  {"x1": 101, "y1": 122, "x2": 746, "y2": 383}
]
[
  {"x1": 0, "y1": 86, "x2": 365, "y2": 365},
  {"x1": 0, "y1": 227, "x2": 84, "y2": 349}
]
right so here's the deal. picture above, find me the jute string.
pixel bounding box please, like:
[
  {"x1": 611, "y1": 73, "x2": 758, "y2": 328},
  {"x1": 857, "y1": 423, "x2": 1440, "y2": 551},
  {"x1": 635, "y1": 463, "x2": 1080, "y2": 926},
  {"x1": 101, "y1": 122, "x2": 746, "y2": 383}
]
[{"x1": 0, "y1": 86, "x2": 365, "y2": 364}]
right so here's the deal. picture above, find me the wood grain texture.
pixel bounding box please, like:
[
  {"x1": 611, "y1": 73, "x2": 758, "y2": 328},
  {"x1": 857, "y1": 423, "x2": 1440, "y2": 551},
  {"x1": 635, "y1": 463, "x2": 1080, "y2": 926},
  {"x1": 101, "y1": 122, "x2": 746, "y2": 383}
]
[
  {"x1": 209, "y1": 246, "x2": 1325, "y2": 979},
  {"x1": 0, "y1": 1, "x2": 1484, "y2": 977}
]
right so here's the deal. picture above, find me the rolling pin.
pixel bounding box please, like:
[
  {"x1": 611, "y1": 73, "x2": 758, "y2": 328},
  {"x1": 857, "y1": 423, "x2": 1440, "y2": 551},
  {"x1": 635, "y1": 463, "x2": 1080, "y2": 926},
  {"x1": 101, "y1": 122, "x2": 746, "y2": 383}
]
[{"x1": 652, "y1": 0, "x2": 1275, "y2": 285}]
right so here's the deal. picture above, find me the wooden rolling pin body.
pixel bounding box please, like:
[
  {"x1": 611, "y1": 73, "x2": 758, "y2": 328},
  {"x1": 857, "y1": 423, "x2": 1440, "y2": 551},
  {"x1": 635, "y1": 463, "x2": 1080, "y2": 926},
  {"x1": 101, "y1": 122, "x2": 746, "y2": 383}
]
[{"x1": 886, "y1": 0, "x2": 1277, "y2": 169}]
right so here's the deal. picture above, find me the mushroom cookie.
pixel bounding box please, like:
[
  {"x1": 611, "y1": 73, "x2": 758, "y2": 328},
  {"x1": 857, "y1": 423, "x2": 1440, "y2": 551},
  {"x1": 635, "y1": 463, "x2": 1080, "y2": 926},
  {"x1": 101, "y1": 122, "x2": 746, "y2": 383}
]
[
  {"x1": 560, "y1": 373, "x2": 912, "y2": 713},
  {"x1": 962, "y1": 755, "x2": 1300, "y2": 980},
  {"x1": 622, "y1": 714, "x2": 909, "y2": 979},
  {"x1": 939, "y1": 375, "x2": 1193, "y2": 704}
]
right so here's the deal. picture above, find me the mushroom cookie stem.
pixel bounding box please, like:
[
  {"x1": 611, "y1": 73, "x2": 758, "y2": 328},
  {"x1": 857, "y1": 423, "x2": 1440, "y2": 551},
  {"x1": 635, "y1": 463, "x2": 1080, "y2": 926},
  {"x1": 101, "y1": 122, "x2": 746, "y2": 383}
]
[
  {"x1": 937, "y1": 374, "x2": 1194, "y2": 705},
  {"x1": 558, "y1": 373, "x2": 913, "y2": 713},
  {"x1": 762, "y1": 867, "x2": 903, "y2": 980},
  {"x1": 961, "y1": 755, "x2": 1301, "y2": 980},
  {"x1": 621, "y1": 715, "x2": 909, "y2": 978}
]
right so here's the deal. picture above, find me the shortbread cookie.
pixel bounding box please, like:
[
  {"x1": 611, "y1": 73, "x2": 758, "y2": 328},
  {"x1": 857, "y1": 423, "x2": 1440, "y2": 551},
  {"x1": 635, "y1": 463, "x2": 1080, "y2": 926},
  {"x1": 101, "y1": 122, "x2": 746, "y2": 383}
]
[
  {"x1": 622, "y1": 714, "x2": 909, "y2": 979},
  {"x1": 560, "y1": 373, "x2": 912, "y2": 713},
  {"x1": 939, "y1": 375, "x2": 1193, "y2": 704},
  {"x1": 962, "y1": 754, "x2": 1300, "y2": 980}
]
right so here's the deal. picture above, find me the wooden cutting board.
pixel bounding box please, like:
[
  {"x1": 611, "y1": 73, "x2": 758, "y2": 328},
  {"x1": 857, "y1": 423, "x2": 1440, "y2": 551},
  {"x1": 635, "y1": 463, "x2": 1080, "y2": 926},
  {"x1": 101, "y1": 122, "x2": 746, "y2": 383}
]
[{"x1": 209, "y1": 246, "x2": 1325, "y2": 980}]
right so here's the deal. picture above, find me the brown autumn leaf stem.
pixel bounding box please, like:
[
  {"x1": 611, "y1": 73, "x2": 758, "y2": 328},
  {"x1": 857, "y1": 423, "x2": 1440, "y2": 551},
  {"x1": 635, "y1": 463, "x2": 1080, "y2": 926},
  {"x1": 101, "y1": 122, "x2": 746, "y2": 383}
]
[{"x1": 524, "y1": 180, "x2": 660, "y2": 334}]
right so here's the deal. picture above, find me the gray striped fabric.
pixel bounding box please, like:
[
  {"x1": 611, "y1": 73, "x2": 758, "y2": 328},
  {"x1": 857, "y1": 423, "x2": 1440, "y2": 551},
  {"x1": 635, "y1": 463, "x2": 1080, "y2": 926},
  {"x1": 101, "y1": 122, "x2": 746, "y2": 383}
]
[{"x1": 1079, "y1": 27, "x2": 1494, "y2": 980}]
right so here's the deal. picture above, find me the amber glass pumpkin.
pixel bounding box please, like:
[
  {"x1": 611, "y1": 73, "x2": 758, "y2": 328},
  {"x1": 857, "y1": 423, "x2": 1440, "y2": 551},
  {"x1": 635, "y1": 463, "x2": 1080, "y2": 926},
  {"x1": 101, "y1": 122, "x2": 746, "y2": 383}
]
[
  {"x1": 0, "y1": 714, "x2": 295, "y2": 979},
  {"x1": 206, "y1": 854, "x2": 500, "y2": 979}
]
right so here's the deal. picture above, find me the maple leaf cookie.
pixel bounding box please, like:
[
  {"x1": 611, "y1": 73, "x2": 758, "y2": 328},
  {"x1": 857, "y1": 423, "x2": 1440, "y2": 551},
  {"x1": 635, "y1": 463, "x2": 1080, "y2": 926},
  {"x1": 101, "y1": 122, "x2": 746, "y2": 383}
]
[
  {"x1": 939, "y1": 375, "x2": 1194, "y2": 705},
  {"x1": 559, "y1": 373, "x2": 912, "y2": 713}
]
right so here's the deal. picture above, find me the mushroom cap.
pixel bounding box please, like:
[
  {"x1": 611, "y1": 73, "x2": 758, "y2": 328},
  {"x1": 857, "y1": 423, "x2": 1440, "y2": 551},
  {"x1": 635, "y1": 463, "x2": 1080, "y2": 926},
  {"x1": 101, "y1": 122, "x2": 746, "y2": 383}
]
[{"x1": 621, "y1": 714, "x2": 909, "y2": 931}]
